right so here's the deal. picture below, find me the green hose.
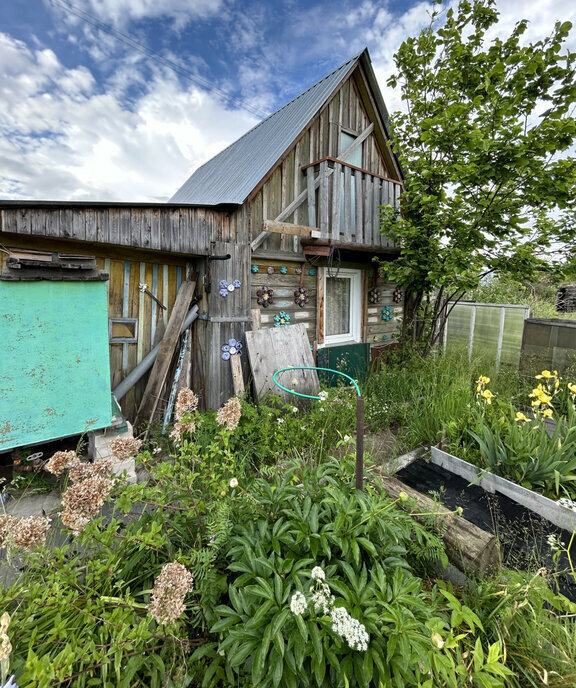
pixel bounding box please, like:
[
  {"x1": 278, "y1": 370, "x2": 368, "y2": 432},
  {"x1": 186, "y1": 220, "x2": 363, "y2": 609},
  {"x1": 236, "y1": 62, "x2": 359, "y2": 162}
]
[{"x1": 272, "y1": 366, "x2": 361, "y2": 399}]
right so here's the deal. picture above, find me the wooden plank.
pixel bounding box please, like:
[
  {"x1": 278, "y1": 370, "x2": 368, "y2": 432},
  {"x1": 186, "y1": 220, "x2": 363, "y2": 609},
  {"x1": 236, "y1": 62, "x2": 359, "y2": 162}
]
[
  {"x1": 307, "y1": 166, "x2": 316, "y2": 229},
  {"x1": 134, "y1": 275, "x2": 198, "y2": 427},
  {"x1": 245, "y1": 323, "x2": 319, "y2": 402},
  {"x1": 331, "y1": 162, "x2": 342, "y2": 242},
  {"x1": 262, "y1": 219, "x2": 321, "y2": 237},
  {"x1": 343, "y1": 165, "x2": 352, "y2": 243},
  {"x1": 319, "y1": 161, "x2": 329, "y2": 236},
  {"x1": 230, "y1": 354, "x2": 245, "y2": 396},
  {"x1": 355, "y1": 170, "x2": 363, "y2": 244},
  {"x1": 317, "y1": 267, "x2": 325, "y2": 345}
]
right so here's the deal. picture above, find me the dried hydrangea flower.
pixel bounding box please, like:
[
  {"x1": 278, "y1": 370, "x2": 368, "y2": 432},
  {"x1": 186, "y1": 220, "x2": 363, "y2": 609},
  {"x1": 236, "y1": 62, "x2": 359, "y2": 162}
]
[
  {"x1": 68, "y1": 459, "x2": 114, "y2": 484},
  {"x1": 109, "y1": 437, "x2": 142, "y2": 460},
  {"x1": 0, "y1": 515, "x2": 18, "y2": 549},
  {"x1": 175, "y1": 388, "x2": 199, "y2": 421},
  {"x1": 215, "y1": 397, "x2": 242, "y2": 431},
  {"x1": 148, "y1": 562, "x2": 194, "y2": 624},
  {"x1": 44, "y1": 450, "x2": 80, "y2": 476},
  {"x1": 12, "y1": 516, "x2": 52, "y2": 550},
  {"x1": 60, "y1": 509, "x2": 91, "y2": 536},
  {"x1": 62, "y1": 476, "x2": 113, "y2": 517}
]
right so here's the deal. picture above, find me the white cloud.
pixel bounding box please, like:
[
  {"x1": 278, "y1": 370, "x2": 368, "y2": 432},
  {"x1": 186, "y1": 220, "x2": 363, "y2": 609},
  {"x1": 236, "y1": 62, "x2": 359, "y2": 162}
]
[
  {"x1": 48, "y1": 0, "x2": 226, "y2": 27},
  {"x1": 0, "y1": 32, "x2": 257, "y2": 201}
]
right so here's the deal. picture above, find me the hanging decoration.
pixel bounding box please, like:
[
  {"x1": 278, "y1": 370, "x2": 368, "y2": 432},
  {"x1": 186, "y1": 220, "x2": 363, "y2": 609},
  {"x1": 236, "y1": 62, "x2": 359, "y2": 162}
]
[
  {"x1": 267, "y1": 266, "x2": 275, "y2": 275},
  {"x1": 294, "y1": 287, "x2": 309, "y2": 307},
  {"x1": 368, "y1": 289, "x2": 380, "y2": 304},
  {"x1": 274, "y1": 311, "x2": 291, "y2": 327},
  {"x1": 393, "y1": 289, "x2": 403, "y2": 303},
  {"x1": 221, "y1": 338, "x2": 243, "y2": 360},
  {"x1": 256, "y1": 286, "x2": 274, "y2": 307},
  {"x1": 218, "y1": 279, "x2": 241, "y2": 297},
  {"x1": 251, "y1": 265, "x2": 259, "y2": 273},
  {"x1": 381, "y1": 306, "x2": 394, "y2": 321}
]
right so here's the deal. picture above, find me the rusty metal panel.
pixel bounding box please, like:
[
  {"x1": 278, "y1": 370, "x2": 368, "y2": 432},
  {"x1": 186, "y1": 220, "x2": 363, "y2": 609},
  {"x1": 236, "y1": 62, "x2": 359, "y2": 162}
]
[{"x1": 0, "y1": 281, "x2": 112, "y2": 451}]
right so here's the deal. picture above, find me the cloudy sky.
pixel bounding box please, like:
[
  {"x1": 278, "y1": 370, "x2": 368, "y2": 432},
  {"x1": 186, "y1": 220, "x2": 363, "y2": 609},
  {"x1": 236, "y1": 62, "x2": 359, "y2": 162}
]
[{"x1": 1, "y1": 0, "x2": 575, "y2": 202}]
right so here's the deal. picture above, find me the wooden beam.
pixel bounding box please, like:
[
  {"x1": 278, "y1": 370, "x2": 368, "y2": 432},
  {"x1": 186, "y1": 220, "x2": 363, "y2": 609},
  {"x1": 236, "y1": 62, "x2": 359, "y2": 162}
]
[
  {"x1": 262, "y1": 219, "x2": 321, "y2": 237},
  {"x1": 230, "y1": 355, "x2": 245, "y2": 397},
  {"x1": 134, "y1": 275, "x2": 198, "y2": 429}
]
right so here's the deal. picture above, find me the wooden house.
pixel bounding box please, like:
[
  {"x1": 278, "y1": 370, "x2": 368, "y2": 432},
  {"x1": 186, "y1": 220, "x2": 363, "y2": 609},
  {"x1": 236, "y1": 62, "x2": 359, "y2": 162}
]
[{"x1": 0, "y1": 48, "x2": 403, "y2": 441}]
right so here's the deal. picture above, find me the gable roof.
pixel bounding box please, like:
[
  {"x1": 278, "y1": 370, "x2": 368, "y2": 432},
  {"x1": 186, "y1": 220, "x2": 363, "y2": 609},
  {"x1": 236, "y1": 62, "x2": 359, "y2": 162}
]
[{"x1": 169, "y1": 48, "x2": 398, "y2": 206}]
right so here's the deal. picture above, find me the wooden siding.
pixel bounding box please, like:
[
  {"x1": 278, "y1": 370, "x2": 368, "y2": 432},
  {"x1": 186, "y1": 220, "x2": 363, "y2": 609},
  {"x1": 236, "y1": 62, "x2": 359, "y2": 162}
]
[
  {"x1": 248, "y1": 72, "x2": 401, "y2": 253},
  {"x1": 0, "y1": 206, "x2": 233, "y2": 255},
  {"x1": 250, "y1": 260, "x2": 317, "y2": 340}
]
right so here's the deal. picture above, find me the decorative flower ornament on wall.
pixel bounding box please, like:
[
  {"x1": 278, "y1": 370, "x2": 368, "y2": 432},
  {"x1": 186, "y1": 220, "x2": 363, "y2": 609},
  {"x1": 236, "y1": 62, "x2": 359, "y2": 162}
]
[
  {"x1": 393, "y1": 289, "x2": 403, "y2": 303},
  {"x1": 256, "y1": 286, "x2": 274, "y2": 307},
  {"x1": 280, "y1": 266, "x2": 288, "y2": 274},
  {"x1": 251, "y1": 265, "x2": 259, "y2": 273},
  {"x1": 308, "y1": 268, "x2": 316, "y2": 276},
  {"x1": 274, "y1": 311, "x2": 291, "y2": 327},
  {"x1": 219, "y1": 279, "x2": 241, "y2": 297},
  {"x1": 368, "y1": 288, "x2": 380, "y2": 304},
  {"x1": 294, "y1": 287, "x2": 309, "y2": 307},
  {"x1": 267, "y1": 266, "x2": 275, "y2": 275},
  {"x1": 221, "y1": 338, "x2": 243, "y2": 360},
  {"x1": 381, "y1": 306, "x2": 394, "y2": 321}
]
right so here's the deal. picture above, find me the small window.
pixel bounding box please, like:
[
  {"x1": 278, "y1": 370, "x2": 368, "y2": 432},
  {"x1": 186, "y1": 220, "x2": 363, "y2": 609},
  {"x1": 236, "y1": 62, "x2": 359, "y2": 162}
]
[
  {"x1": 324, "y1": 269, "x2": 362, "y2": 345},
  {"x1": 109, "y1": 318, "x2": 138, "y2": 343}
]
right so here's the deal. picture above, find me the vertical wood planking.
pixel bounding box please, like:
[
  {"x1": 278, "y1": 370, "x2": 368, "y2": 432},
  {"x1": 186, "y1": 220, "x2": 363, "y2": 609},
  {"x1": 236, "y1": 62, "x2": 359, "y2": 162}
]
[
  {"x1": 319, "y1": 161, "x2": 329, "y2": 236},
  {"x1": 343, "y1": 165, "x2": 352, "y2": 243},
  {"x1": 307, "y1": 167, "x2": 316, "y2": 229},
  {"x1": 355, "y1": 170, "x2": 363, "y2": 244},
  {"x1": 331, "y1": 162, "x2": 342, "y2": 241},
  {"x1": 317, "y1": 267, "x2": 325, "y2": 345}
]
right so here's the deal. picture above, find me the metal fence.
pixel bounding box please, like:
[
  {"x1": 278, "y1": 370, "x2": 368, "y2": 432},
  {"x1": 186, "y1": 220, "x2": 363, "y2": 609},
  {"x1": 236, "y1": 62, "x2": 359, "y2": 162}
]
[{"x1": 443, "y1": 302, "x2": 530, "y2": 369}]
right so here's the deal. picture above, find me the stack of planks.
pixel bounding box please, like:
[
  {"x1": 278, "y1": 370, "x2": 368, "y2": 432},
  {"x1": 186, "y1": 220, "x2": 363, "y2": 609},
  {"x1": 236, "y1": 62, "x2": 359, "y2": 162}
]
[{"x1": 134, "y1": 276, "x2": 198, "y2": 431}]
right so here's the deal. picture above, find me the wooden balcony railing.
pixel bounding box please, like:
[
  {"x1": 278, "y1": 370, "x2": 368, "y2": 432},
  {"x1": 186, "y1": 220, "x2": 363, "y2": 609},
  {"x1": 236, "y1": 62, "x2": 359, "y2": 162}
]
[{"x1": 302, "y1": 157, "x2": 401, "y2": 249}]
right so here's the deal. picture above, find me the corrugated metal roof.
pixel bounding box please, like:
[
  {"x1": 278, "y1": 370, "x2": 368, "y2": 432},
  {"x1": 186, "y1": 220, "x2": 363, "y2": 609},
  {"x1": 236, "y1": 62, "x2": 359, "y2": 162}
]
[{"x1": 169, "y1": 51, "x2": 366, "y2": 206}]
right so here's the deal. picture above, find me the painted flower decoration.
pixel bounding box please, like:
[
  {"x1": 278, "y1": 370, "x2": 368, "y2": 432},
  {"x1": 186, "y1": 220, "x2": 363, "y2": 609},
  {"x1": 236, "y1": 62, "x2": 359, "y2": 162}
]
[
  {"x1": 267, "y1": 266, "x2": 275, "y2": 275},
  {"x1": 139, "y1": 282, "x2": 148, "y2": 293},
  {"x1": 294, "y1": 287, "x2": 309, "y2": 307},
  {"x1": 381, "y1": 334, "x2": 388, "y2": 340},
  {"x1": 381, "y1": 306, "x2": 393, "y2": 321},
  {"x1": 280, "y1": 266, "x2": 288, "y2": 274},
  {"x1": 218, "y1": 279, "x2": 242, "y2": 297},
  {"x1": 368, "y1": 289, "x2": 380, "y2": 304},
  {"x1": 393, "y1": 289, "x2": 403, "y2": 303},
  {"x1": 251, "y1": 265, "x2": 259, "y2": 273},
  {"x1": 274, "y1": 311, "x2": 291, "y2": 327},
  {"x1": 256, "y1": 286, "x2": 274, "y2": 307},
  {"x1": 221, "y1": 338, "x2": 243, "y2": 360},
  {"x1": 308, "y1": 268, "x2": 316, "y2": 276},
  {"x1": 295, "y1": 267, "x2": 302, "y2": 275}
]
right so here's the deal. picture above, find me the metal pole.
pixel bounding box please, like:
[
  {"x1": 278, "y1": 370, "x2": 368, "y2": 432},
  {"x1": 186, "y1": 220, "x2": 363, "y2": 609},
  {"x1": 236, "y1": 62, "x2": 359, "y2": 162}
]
[
  {"x1": 356, "y1": 395, "x2": 364, "y2": 490},
  {"x1": 113, "y1": 305, "x2": 199, "y2": 400}
]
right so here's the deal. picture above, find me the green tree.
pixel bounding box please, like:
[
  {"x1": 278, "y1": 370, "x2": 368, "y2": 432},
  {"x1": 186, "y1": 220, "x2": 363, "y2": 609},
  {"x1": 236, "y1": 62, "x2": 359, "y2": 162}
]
[{"x1": 382, "y1": 0, "x2": 576, "y2": 352}]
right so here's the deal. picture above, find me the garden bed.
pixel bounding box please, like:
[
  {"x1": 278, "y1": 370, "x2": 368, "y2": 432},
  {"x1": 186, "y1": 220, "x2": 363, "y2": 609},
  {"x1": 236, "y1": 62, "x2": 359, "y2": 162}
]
[{"x1": 396, "y1": 454, "x2": 576, "y2": 600}]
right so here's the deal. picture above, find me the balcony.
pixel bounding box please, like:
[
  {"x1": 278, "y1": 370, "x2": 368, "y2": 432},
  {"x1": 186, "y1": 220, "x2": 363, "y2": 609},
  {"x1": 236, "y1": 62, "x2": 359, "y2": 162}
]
[{"x1": 302, "y1": 157, "x2": 401, "y2": 250}]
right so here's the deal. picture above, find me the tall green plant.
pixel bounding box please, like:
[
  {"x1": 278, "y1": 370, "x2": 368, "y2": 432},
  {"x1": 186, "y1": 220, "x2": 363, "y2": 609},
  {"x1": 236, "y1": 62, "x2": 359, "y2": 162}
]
[{"x1": 383, "y1": 0, "x2": 576, "y2": 352}]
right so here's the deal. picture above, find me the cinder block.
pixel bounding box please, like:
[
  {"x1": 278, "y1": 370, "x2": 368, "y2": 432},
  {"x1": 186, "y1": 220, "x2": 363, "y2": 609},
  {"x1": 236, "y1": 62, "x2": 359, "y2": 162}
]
[{"x1": 88, "y1": 422, "x2": 137, "y2": 484}]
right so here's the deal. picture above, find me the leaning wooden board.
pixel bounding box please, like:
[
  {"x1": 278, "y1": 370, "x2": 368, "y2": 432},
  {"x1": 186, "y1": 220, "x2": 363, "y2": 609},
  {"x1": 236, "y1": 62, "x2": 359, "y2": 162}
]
[
  {"x1": 245, "y1": 323, "x2": 320, "y2": 402},
  {"x1": 134, "y1": 276, "x2": 197, "y2": 427}
]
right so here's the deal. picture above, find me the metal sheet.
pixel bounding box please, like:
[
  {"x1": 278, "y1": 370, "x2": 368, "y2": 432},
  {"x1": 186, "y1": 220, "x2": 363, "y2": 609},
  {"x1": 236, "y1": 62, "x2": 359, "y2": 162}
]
[{"x1": 0, "y1": 281, "x2": 112, "y2": 451}]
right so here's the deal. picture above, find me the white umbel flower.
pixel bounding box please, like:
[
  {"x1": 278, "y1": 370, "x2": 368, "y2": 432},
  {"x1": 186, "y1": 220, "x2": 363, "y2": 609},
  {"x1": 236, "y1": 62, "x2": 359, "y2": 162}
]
[
  {"x1": 310, "y1": 566, "x2": 325, "y2": 581},
  {"x1": 289, "y1": 591, "x2": 307, "y2": 615},
  {"x1": 330, "y1": 607, "x2": 369, "y2": 651}
]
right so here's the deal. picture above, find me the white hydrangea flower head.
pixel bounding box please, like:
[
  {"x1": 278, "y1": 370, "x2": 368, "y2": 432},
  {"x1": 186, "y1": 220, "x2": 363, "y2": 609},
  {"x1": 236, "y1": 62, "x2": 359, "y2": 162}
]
[
  {"x1": 310, "y1": 566, "x2": 325, "y2": 581},
  {"x1": 289, "y1": 591, "x2": 307, "y2": 615}
]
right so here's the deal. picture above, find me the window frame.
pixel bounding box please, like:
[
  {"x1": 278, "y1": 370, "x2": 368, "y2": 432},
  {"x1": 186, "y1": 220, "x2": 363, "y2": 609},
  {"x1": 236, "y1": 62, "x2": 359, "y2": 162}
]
[{"x1": 322, "y1": 268, "x2": 363, "y2": 346}]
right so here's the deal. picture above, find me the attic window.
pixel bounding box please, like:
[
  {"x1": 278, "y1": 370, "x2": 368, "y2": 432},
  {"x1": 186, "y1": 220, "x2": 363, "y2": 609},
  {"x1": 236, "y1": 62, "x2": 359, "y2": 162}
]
[{"x1": 340, "y1": 131, "x2": 362, "y2": 167}]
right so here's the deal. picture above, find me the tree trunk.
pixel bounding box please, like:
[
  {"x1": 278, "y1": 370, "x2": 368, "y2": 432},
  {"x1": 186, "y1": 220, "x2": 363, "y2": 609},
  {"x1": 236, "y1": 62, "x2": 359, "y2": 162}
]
[{"x1": 379, "y1": 476, "x2": 501, "y2": 577}]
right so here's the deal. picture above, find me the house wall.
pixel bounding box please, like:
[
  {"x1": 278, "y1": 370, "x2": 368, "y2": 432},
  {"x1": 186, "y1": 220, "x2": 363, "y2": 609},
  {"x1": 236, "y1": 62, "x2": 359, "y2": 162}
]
[
  {"x1": 0, "y1": 231, "x2": 193, "y2": 421},
  {"x1": 249, "y1": 72, "x2": 398, "y2": 254}
]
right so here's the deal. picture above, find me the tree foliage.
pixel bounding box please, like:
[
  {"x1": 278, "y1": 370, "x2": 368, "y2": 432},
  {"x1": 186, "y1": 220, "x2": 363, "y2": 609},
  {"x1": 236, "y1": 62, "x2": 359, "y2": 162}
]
[{"x1": 382, "y1": 0, "x2": 576, "y2": 351}]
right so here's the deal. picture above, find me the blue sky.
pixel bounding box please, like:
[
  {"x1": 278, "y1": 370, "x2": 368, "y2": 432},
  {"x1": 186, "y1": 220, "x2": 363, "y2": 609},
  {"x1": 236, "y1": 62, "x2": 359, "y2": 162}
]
[{"x1": 1, "y1": 0, "x2": 575, "y2": 202}]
